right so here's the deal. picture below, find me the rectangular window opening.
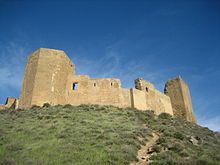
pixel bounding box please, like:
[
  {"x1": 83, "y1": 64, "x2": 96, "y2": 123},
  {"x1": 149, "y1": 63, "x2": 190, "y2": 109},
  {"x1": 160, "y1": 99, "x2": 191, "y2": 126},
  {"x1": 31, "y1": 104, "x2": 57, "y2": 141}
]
[{"x1": 72, "y1": 82, "x2": 78, "y2": 90}]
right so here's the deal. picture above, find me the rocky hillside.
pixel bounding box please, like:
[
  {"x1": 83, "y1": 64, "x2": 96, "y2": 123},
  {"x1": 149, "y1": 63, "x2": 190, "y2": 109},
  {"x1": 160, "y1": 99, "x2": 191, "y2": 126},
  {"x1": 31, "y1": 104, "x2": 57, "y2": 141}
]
[{"x1": 0, "y1": 104, "x2": 220, "y2": 165}]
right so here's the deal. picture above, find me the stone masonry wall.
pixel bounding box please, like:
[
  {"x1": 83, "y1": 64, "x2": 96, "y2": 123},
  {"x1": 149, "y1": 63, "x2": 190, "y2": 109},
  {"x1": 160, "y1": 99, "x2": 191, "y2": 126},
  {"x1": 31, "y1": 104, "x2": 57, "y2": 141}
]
[
  {"x1": 14, "y1": 48, "x2": 198, "y2": 123},
  {"x1": 164, "y1": 76, "x2": 197, "y2": 123},
  {"x1": 31, "y1": 48, "x2": 74, "y2": 106},
  {"x1": 19, "y1": 49, "x2": 40, "y2": 108},
  {"x1": 0, "y1": 97, "x2": 18, "y2": 110},
  {"x1": 66, "y1": 75, "x2": 131, "y2": 108},
  {"x1": 19, "y1": 48, "x2": 75, "y2": 108},
  {"x1": 135, "y1": 78, "x2": 173, "y2": 115},
  {"x1": 0, "y1": 105, "x2": 6, "y2": 110}
]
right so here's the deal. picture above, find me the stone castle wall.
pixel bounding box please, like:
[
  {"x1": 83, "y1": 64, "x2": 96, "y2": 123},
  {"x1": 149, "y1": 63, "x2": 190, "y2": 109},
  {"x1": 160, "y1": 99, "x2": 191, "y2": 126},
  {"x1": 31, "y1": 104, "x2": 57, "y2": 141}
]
[
  {"x1": 18, "y1": 49, "x2": 40, "y2": 108},
  {"x1": 19, "y1": 48, "x2": 74, "y2": 108},
  {"x1": 65, "y1": 75, "x2": 129, "y2": 107},
  {"x1": 0, "y1": 97, "x2": 18, "y2": 110},
  {"x1": 17, "y1": 48, "x2": 174, "y2": 116},
  {"x1": 134, "y1": 78, "x2": 173, "y2": 115},
  {"x1": 0, "y1": 48, "x2": 196, "y2": 123},
  {"x1": 164, "y1": 76, "x2": 197, "y2": 123}
]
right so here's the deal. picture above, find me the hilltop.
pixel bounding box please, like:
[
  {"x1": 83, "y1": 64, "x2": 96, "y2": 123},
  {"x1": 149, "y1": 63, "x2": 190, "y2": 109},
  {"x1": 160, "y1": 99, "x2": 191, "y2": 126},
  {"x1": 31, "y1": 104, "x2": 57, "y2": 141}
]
[{"x1": 0, "y1": 104, "x2": 219, "y2": 165}]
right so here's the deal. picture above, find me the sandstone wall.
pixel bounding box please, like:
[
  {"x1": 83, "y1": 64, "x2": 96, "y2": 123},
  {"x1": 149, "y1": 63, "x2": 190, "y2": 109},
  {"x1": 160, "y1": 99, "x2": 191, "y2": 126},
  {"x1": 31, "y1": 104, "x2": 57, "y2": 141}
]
[
  {"x1": 19, "y1": 49, "x2": 40, "y2": 108},
  {"x1": 5, "y1": 97, "x2": 18, "y2": 109},
  {"x1": 65, "y1": 76, "x2": 174, "y2": 115},
  {"x1": 119, "y1": 88, "x2": 132, "y2": 108},
  {"x1": 178, "y1": 78, "x2": 197, "y2": 123},
  {"x1": 5, "y1": 97, "x2": 16, "y2": 107},
  {"x1": 164, "y1": 76, "x2": 197, "y2": 123},
  {"x1": 19, "y1": 48, "x2": 75, "y2": 108},
  {"x1": 154, "y1": 90, "x2": 173, "y2": 115},
  {"x1": 0, "y1": 104, "x2": 6, "y2": 110},
  {"x1": 135, "y1": 78, "x2": 155, "y2": 91},
  {"x1": 66, "y1": 75, "x2": 128, "y2": 107},
  {"x1": 135, "y1": 78, "x2": 173, "y2": 115},
  {"x1": 130, "y1": 88, "x2": 147, "y2": 110},
  {"x1": 17, "y1": 48, "x2": 187, "y2": 119},
  {"x1": 0, "y1": 97, "x2": 18, "y2": 110}
]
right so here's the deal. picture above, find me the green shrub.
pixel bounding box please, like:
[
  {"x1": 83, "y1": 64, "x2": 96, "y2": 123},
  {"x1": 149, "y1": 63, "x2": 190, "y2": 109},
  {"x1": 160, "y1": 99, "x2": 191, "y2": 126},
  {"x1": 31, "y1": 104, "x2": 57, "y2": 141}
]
[
  {"x1": 151, "y1": 145, "x2": 161, "y2": 153},
  {"x1": 0, "y1": 158, "x2": 16, "y2": 165},
  {"x1": 63, "y1": 104, "x2": 73, "y2": 109},
  {"x1": 156, "y1": 137, "x2": 166, "y2": 144},
  {"x1": 153, "y1": 125, "x2": 167, "y2": 132},
  {"x1": 158, "y1": 113, "x2": 172, "y2": 120},
  {"x1": 31, "y1": 105, "x2": 41, "y2": 109},
  {"x1": 179, "y1": 151, "x2": 189, "y2": 157},
  {"x1": 168, "y1": 142, "x2": 183, "y2": 152},
  {"x1": 163, "y1": 128, "x2": 175, "y2": 137},
  {"x1": 43, "y1": 103, "x2": 51, "y2": 107},
  {"x1": 173, "y1": 132, "x2": 184, "y2": 140},
  {"x1": 0, "y1": 104, "x2": 220, "y2": 165}
]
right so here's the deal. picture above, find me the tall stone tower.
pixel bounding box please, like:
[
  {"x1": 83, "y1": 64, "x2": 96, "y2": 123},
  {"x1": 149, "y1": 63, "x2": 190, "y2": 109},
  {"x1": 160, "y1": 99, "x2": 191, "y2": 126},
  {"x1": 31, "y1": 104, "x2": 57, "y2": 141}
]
[
  {"x1": 19, "y1": 48, "x2": 75, "y2": 109},
  {"x1": 164, "y1": 76, "x2": 197, "y2": 123}
]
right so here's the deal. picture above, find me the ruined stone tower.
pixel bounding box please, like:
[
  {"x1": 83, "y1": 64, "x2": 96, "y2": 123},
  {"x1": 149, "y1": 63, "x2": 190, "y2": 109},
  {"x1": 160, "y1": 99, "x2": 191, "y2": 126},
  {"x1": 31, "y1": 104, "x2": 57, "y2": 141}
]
[
  {"x1": 164, "y1": 76, "x2": 197, "y2": 123},
  {"x1": 19, "y1": 48, "x2": 75, "y2": 108}
]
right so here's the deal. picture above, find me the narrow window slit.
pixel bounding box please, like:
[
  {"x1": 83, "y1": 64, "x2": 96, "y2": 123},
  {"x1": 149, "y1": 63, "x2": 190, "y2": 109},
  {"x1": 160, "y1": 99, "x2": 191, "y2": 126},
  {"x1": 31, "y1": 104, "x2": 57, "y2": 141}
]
[{"x1": 146, "y1": 87, "x2": 148, "y2": 92}]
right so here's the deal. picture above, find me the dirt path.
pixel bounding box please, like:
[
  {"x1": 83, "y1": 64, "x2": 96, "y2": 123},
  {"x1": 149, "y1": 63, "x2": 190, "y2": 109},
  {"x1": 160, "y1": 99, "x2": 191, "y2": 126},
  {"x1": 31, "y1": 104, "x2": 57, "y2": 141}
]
[{"x1": 130, "y1": 132, "x2": 160, "y2": 165}]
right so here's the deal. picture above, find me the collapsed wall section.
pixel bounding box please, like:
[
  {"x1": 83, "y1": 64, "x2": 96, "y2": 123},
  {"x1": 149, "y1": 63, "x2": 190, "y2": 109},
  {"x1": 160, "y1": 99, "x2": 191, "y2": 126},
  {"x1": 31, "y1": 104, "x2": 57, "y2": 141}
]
[
  {"x1": 5, "y1": 97, "x2": 19, "y2": 109},
  {"x1": 0, "y1": 97, "x2": 19, "y2": 110},
  {"x1": 0, "y1": 105, "x2": 6, "y2": 110},
  {"x1": 134, "y1": 78, "x2": 173, "y2": 115}
]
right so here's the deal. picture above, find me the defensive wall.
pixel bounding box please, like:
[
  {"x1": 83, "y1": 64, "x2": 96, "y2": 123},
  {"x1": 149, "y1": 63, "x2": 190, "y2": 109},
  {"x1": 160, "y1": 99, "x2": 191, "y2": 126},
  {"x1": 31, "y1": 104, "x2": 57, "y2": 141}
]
[
  {"x1": 0, "y1": 97, "x2": 18, "y2": 110},
  {"x1": 164, "y1": 76, "x2": 197, "y2": 123},
  {"x1": 0, "y1": 48, "x2": 196, "y2": 123}
]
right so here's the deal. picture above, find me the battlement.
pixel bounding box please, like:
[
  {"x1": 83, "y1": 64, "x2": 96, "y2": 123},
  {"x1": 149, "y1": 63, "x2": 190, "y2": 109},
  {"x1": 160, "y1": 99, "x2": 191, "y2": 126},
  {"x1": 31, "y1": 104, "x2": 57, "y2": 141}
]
[{"x1": 0, "y1": 48, "x2": 196, "y2": 123}]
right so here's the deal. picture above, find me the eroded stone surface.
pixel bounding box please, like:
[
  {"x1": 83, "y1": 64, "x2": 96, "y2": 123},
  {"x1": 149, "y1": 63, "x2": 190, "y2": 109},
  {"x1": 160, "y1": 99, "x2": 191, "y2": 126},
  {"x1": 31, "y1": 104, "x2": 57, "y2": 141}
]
[
  {"x1": 0, "y1": 97, "x2": 19, "y2": 110},
  {"x1": 164, "y1": 76, "x2": 197, "y2": 123}
]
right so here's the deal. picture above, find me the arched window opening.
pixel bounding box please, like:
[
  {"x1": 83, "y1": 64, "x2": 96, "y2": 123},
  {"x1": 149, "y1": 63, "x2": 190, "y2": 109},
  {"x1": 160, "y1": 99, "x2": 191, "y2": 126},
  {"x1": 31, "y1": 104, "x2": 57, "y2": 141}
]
[{"x1": 94, "y1": 83, "x2": 96, "y2": 87}]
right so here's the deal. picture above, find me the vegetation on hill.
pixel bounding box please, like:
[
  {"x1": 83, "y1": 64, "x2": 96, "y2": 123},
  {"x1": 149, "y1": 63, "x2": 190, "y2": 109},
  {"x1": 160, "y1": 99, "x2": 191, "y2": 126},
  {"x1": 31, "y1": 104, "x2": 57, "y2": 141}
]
[{"x1": 0, "y1": 104, "x2": 220, "y2": 165}]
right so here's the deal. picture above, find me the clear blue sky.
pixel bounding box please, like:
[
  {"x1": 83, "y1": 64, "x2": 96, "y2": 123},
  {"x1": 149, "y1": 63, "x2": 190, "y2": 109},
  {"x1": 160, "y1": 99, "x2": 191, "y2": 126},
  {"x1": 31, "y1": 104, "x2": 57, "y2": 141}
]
[{"x1": 0, "y1": 0, "x2": 219, "y2": 131}]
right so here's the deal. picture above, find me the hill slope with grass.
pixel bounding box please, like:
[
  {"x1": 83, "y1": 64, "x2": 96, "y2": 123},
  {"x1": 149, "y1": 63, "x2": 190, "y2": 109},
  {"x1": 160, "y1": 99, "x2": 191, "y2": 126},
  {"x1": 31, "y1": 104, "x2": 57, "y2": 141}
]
[{"x1": 0, "y1": 104, "x2": 220, "y2": 165}]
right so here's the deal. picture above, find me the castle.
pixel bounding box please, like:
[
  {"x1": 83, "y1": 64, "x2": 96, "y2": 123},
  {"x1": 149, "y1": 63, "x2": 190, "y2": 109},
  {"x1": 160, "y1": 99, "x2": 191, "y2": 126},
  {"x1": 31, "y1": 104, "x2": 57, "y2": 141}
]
[{"x1": 0, "y1": 48, "x2": 197, "y2": 123}]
